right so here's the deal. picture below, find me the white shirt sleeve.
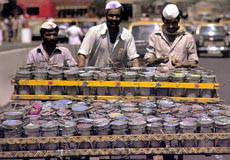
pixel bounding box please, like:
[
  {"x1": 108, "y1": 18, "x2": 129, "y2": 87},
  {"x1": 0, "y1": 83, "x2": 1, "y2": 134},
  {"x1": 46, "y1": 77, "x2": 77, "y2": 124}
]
[
  {"x1": 78, "y1": 27, "x2": 96, "y2": 57},
  {"x1": 144, "y1": 32, "x2": 158, "y2": 60},
  {"x1": 26, "y1": 50, "x2": 35, "y2": 64},
  {"x1": 126, "y1": 34, "x2": 139, "y2": 60},
  {"x1": 77, "y1": 27, "x2": 84, "y2": 37}
]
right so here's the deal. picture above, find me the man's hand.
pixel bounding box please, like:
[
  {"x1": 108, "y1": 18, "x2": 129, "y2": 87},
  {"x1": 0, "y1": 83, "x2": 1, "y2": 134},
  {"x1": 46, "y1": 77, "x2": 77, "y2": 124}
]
[
  {"x1": 173, "y1": 62, "x2": 183, "y2": 68},
  {"x1": 146, "y1": 55, "x2": 156, "y2": 65},
  {"x1": 172, "y1": 60, "x2": 198, "y2": 68},
  {"x1": 77, "y1": 54, "x2": 86, "y2": 68},
  {"x1": 172, "y1": 57, "x2": 181, "y2": 67},
  {"x1": 158, "y1": 56, "x2": 169, "y2": 63},
  {"x1": 145, "y1": 55, "x2": 169, "y2": 66}
]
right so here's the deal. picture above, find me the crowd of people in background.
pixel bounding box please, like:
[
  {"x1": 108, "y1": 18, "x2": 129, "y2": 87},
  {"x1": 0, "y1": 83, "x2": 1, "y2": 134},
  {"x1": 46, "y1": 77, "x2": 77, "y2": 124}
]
[
  {"x1": 0, "y1": 14, "x2": 26, "y2": 44},
  {"x1": 0, "y1": 13, "x2": 87, "y2": 45}
]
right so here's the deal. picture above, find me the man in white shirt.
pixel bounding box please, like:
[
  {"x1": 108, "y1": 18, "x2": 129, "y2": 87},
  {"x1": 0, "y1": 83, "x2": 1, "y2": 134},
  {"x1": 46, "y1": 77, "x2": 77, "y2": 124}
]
[
  {"x1": 26, "y1": 21, "x2": 77, "y2": 68},
  {"x1": 66, "y1": 21, "x2": 83, "y2": 45},
  {"x1": 144, "y1": 4, "x2": 198, "y2": 69},
  {"x1": 77, "y1": 1, "x2": 139, "y2": 68}
]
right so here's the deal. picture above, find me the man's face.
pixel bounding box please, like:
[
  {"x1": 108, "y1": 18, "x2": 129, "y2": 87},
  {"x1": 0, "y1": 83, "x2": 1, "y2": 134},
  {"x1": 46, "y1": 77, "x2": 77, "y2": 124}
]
[
  {"x1": 42, "y1": 30, "x2": 58, "y2": 46},
  {"x1": 106, "y1": 8, "x2": 122, "y2": 28},
  {"x1": 163, "y1": 18, "x2": 180, "y2": 33}
]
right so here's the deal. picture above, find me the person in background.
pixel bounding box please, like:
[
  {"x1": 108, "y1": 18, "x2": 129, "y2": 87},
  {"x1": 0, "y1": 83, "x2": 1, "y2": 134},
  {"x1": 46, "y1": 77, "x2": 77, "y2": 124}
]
[
  {"x1": 26, "y1": 21, "x2": 77, "y2": 68},
  {"x1": 0, "y1": 17, "x2": 6, "y2": 45},
  {"x1": 66, "y1": 21, "x2": 83, "y2": 45},
  {"x1": 144, "y1": 3, "x2": 198, "y2": 70},
  {"x1": 77, "y1": 0, "x2": 139, "y2": 68},
  {"x1": 15, "y1": 14, "x2": 25, "y2": 41},
  {"x1": 58, "y1": 22, "x2": 68, "y2": 43},
  {"x1": 1, "y1": 17, "x2": 8, "y2": 42},
  {"x1": 4, "y1": 15, "x2": 14, "y2": 42}
]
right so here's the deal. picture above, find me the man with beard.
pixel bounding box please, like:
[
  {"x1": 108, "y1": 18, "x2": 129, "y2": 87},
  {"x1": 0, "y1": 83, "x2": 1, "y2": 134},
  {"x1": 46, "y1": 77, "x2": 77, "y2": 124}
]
[
  {"x1": 77, "y1": 1, "x2": 139, "y2": 68},
  {"x1": 144, "y1": 3, "x2": 198, "y2": 69},
  {"x1": 26, "y1": 21, "x2": 77, "y2": 67}
]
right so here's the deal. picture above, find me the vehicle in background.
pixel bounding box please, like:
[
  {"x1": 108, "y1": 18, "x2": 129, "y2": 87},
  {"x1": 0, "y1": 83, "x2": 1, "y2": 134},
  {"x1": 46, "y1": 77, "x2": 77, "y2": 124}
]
[
  {"x1": 128, "y1": 20, "x2": 162, "y2": 57},
  {"x1": 16, "y1": 0, "x2": 95, "y2": 41},
  {"x1": 220, "y1": 19, "x2": 230, "y2": 33},
  {"x1": 17, "y1": 0, "x2": 56, "y2": 18},
  {"x1": 17, "y1": 0, "x2": 93, "y2": 19},
  {"x1": 180, "y1": 21, "x2": 196, "y2": 35},
  {"x1": 195, "y1": 23, "x2": 229, "y2": 58}
]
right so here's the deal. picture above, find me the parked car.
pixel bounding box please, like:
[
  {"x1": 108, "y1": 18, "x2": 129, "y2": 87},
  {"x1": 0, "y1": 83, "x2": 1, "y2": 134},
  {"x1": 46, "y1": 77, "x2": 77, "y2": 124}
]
[
  {"x1": 195, "y1": 22, "x2": 229, "y2": 57},
  {"x1": 180, "y1": 21, "x2": 196, "y2": 34},
  {"x1": 128, "y1": 20, "x2": 162, "y2": 57}
]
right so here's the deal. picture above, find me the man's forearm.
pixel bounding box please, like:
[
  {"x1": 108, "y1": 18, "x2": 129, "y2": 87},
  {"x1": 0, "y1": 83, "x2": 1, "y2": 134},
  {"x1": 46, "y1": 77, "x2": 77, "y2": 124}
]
[
  {"x1": 179, "y1": 61, "x2": 198, "y2": 68},
  {"x1": 77, "y1": 54, "x2": 86, "y2": 67},
  {"x1": 185, "y1": 61, "x2": 198, "y2": 68}
]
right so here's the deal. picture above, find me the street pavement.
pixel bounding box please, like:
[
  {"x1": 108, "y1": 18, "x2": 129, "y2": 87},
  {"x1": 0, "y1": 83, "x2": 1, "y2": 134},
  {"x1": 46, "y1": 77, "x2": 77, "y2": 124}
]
[
  {"x1": 199, "y1": 56, "x2": 230, "y2": 104},
  {"x1": 0, "y1": 41, "x2": 40, "y2": 52}
]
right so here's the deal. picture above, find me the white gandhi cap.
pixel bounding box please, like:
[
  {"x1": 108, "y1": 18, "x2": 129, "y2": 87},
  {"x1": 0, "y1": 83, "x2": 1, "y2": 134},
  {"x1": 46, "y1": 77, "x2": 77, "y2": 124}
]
[
  {"x1": 162, "y1": 4, "x2": 180, "y2": 20},
  {"x1": 41, "y1": 21, "x2": 57, "y2": 29},
  {"x1": 105, "y1": 1, "x2": 122, "y2": 10}
]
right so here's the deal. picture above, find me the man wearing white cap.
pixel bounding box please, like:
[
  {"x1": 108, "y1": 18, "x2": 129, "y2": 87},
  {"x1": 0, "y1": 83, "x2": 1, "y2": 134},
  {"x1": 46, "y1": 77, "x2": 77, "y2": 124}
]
[
  {"x1": 77, "y1": 0, "x2": 139, "y2": 68},
  {"x1": 144, "y1": 3, "x2": 198, "y2": 69},
  {"x1": 26, "y1": 21, "x2": 77, "y2": 67}
]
